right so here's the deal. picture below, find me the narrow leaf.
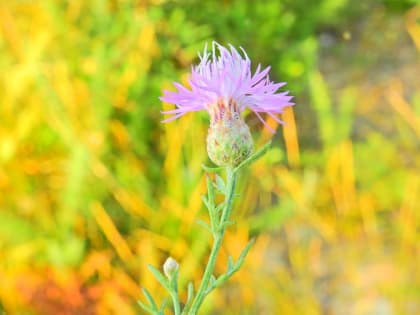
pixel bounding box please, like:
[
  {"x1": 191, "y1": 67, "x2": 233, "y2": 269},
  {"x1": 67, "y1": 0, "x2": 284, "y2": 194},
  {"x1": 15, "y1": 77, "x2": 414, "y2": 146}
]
[
  {"x1": 186, "y1": 282, "x2": 194, "y2": 304},
  {"x1": 202, "y1": 164, "x2": 224, "y2": 173},
  {"x1": 142, "y1": 288, "x2": 158, "y2": 310},
  {"x1": 205, "y1": 274, "x2": 217, "y2": 295},
  {"x1": 159, "y1": 298, "x2": 168, "y2": 314},
  {"x1": 206, "y1": 175, "x2": 215, "y2": 209},
  {"x1": 209, "y1": 274, "x2": 216, "y2": 286},
  {"x1": 137, "y1": 300, "x2": 156, "y2": 314},
  {"x1": 214, "y1": 174, "x2": 226, "y2": 194},
  {"x1": 218, "y1": 220, "x2": 235, "y2": 231},
  {"x1": 227, "y1": 256, "x2": 234, "y2": 272},
  {"x1": 236, "y1": 238, "x2": 256, "y2": 267},
  {"x1": 147, "y1": 264, "x2": 170, "y2": 291},
  {"x1": 235, "y1": 141, "x2": 272, "y2": 171},
  {"x1": 195, "y1": 219, "x2": 212, "y2": 233},
  {"x1": 212, "y1": 239, "x2": 257, "y2": 289},
  {"x1": 215, "y1": 202, "x2": 225, "y2": 214},
  {"x1": 181, "y1": 282, "x2": 194, "y2": 315},
  {"x1": 201, "y1": 195, "x2": 211, "y2": 211},
  {"x1": 205, "y1": 175, "x2": 217, "y2": 231}
]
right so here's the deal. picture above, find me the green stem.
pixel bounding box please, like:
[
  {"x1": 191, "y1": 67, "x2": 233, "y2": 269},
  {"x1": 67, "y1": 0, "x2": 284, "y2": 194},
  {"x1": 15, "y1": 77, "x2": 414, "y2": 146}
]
[
  {"x1": 188, "y1": 167, "x2": 237, "y2": 315},
  {"x1": 170, "y1": 271, "x2": 181, "y2": 315},
  {"x1": 171, "y1": 291, "x2": 181, "y2": 315}
]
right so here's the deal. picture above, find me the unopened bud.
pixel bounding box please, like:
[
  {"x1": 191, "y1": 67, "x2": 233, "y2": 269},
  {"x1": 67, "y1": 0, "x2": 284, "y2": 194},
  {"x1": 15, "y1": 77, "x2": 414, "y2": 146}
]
[
  {"x1": 163, "y1": 257, "x2": 179, "y2": 279},
  {"x1": 207, "y1": 98, "x2": 253, "y2": 167}
]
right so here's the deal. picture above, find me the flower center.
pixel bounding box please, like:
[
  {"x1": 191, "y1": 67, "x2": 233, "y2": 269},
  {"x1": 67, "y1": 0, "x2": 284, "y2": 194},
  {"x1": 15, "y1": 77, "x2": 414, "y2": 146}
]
[{"x1": 208, "y1": 98, "x2": 241, "y2": 127}]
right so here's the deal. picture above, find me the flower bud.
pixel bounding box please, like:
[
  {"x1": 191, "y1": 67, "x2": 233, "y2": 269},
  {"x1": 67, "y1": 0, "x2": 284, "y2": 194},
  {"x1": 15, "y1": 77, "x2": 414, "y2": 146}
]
[
  {"x1": 163, "y1": 257, "x2": 179, "y2": 279},
  {"x1": 207, "y1": 98, "x2": 253, "y2": 167}
]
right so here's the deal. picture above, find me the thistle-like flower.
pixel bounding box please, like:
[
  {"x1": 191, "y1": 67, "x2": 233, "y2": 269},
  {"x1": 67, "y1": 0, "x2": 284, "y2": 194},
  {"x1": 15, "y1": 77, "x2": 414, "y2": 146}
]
[{"x1": 161, "y1": 42, "x2": 294, "y2": 166}]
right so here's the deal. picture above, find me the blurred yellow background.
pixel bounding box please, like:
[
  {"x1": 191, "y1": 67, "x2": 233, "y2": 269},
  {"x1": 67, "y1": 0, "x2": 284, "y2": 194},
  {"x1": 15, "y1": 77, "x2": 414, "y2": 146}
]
[{"x1": 0, "y1": 0, "x2": 419, "y2": 314}]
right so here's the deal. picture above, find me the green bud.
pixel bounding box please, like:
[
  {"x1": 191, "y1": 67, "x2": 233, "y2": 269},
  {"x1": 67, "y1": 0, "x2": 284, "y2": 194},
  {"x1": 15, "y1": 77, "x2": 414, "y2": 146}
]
[{"x1": 206, "y1": 98, "x2": 253, "y2": 167}]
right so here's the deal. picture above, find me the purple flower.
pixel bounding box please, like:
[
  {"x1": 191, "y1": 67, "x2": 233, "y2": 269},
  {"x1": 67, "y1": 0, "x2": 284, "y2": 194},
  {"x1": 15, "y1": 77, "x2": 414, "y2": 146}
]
[{"x1": 160, "y1": 42, "x2": 294, "y2": 132}]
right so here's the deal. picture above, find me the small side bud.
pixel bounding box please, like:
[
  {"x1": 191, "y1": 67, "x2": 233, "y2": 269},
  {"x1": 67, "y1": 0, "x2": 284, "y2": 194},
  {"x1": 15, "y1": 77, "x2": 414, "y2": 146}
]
[
  {"x1": 163, "y1": 257, "x2": 179, "y2": 279},
  {"x1": 207, "y1": 98, "x2": 253, "y2": 167}
]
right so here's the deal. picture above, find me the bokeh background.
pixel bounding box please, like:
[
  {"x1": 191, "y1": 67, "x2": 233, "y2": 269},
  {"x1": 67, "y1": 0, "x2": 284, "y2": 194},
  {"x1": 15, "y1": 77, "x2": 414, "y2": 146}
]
[{"x1": 1, "y1": 0, "x2": 419, "y2": 314}]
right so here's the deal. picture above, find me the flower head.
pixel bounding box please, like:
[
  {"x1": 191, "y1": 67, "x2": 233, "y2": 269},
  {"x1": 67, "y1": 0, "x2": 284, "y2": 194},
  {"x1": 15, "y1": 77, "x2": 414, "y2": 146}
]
[
  {"x1": 160, "y1": 42, "x2": 294, "y2": 131},
  {"x1": 160, "y1": 42, "x2": 294, "y2": 166}
]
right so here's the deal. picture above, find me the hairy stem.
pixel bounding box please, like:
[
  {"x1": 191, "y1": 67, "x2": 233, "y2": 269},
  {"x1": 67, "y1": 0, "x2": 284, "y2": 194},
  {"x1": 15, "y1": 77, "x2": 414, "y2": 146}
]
[{"x1": 188, "y1": 168, "x2": 237, "y2": 315}]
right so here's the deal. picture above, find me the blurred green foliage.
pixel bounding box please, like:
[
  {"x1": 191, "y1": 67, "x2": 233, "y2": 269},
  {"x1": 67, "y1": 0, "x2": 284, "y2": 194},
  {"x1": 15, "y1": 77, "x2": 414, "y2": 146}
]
[{"x1": 0, "y1": 0, "x2": 419, "y2": 314}]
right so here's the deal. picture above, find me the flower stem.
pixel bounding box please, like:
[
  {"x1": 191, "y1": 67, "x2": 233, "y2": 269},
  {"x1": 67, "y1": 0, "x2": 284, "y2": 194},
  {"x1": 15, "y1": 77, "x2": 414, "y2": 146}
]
[
  {"x1": 188, "y1": 167, "x2": 237, "y2": 315},
  {"x1": 170, "y1": 286, "x2": 181, "y2": 315}
]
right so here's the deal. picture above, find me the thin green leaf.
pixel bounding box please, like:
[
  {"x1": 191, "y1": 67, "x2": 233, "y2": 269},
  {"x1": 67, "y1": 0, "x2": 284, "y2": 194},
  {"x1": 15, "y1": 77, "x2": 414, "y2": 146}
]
[
  {"x1": 205, "y1": 274, "x2": 217, "y2": 295},
  {"x1": 227, "y1": 256, "x2": 234, "y2": 272},
  {"x1": 142, "y1": 287, "x2": 159, "y2": 310},
  {"x1": 234, "y1": 141, "x2": 272, "y2": 171},
  {"x1": 181, "y1": 282, "x2": 194, "y2": 315},
  {"x1": 218, "y1": 220, "x2": 235, "y2": 231},
  {"x1": 214, "y1": 174, "x2": 226, "y2": 194},
  {"x1": 215, "y1": 202, "x2": 225, "y2": 214},
  {"x1": 202, "y1": 164, "x2": 224, "y2": 173},
  {"x1": 137, "y1": 300, "x2": 157, "y2": 314},
  {"x1": 195, "y1": 219, "x2": 212, "y2": 233},
  {"x1": 236, "y1": 238, "x2": 256, "y2": 267},
  {"x1": 159, "y1": 298, "x2": 168, "y2": 314},
  {"x1": 201, "y1": 195, "x2": 211, "y2": 211},
  {"x1": 209, "y1": 274, "x2": 216, "y2": 286},
  {"x1": 213, "y1": 239, "x2": 256, "y2": 289},
  {"x1": 213, "y1": 273, "x2": 228, "y2": 289},
  {"x1": 187, "y1": 282, "x2": 194, "y2": 303},
  {"x1": 147, "y1": 264, "x2": 170, "y2": 291},
  {"x1": 206, "y1": 175, "x2": 215, "y2": 209},
  {"x1": 205, "y1": 175, "x2": 217, "y2": 231}
]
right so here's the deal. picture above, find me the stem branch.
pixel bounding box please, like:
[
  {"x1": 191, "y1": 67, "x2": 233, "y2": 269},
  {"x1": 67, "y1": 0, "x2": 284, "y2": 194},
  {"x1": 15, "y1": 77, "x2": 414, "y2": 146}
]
[{"x1": 188, "y1": 168, "x2": 237, "y2": 315}]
